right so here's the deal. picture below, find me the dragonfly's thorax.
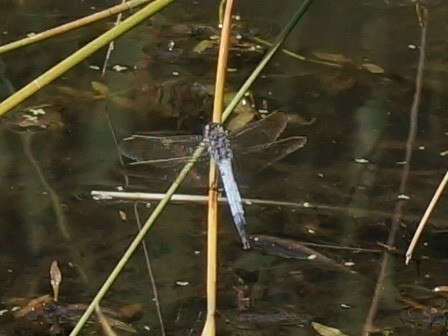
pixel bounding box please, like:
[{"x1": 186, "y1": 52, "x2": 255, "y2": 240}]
[{"x1": 203, "y1": 122, "x2": 233, "y2": 163}]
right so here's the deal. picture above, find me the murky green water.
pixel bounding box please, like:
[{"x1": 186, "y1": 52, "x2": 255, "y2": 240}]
[{"x1": 0, "y1": 0, "x2": 448, "y2": 335}]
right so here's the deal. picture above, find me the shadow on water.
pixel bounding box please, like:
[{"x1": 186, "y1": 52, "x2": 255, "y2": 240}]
[{"x1": 0, "y1": 0, "x2": 448, "y2": 335}]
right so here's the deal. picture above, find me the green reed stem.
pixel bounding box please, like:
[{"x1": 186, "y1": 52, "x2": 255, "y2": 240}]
[
  {"x1": 0, "y1": 0, "x2": 153, "y2": 55},
  {"x1": 222, "y1": 0, "x2": 314, "y2": 121},
  {"x1": 0, "y1": 0, "x2": 176, "y2": 117}
]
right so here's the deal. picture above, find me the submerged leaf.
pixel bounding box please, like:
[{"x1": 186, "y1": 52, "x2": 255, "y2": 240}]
[
  {"x1": 360, "y1": 63, "x2": 385, "y2": 74},
  {"x1": 91, "y1": 81, "x2": 110, "y2": 97},
  {"x1": 96, "y1": 305, "x2": 119, "y2": 336},
  {"x1": 56, "y1": 86, "x2": 97, "y2": 100},
  {"x1": 13, "y1": 295, "x2": 53, "y2": 318},
  {"x1": 193, "y1": 40, "x2": 216, "y2": 53},
  {"x1": 312, "y1": 51, "x2": 352, "y2": 64},
  {"x1": 250, "y1": 234, "x2": 356, "y2": 275},
  {"x1": 312, "y1": 322, "x2": 349, "y2": 336},
  {"x1": 50, "y1": 260, "x2": 62, "y2": 302},
  {"x1": 223, "y1": 309, "x2": 311, "y2": 329},
  {"x1": 225, "y1": 93, "x2": 256, "y2": 131},
  {"x1": 227, "y1": 109, "x2": 255, "y2": 131},
  {"x1": 103, "y1": 316, "x2": 137, "y2": 333},
  {"x1": 118, "y1": 303, "x2": 143, "y2": 320}
]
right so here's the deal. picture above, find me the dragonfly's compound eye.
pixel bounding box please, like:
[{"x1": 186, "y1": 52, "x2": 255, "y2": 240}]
[{"x1": 203, "y1": 122, "x2": 221, "y2": 139}]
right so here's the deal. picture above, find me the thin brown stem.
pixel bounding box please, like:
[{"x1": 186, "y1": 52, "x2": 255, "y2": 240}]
[
  {"x1": 101, "y1": 0, "x2": 127, "y2": 76},
  {"x1": 361, "y1": 7, "x2": 428, "y2": 335}
]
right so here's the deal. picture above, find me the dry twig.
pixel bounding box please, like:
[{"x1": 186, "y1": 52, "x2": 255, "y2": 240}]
[
  {"x1": 405, "y1": 171, "x2": 448, "y2": 264},
  {"x1": 361, "y1": 6, "x2": 428, "y2": 335}
]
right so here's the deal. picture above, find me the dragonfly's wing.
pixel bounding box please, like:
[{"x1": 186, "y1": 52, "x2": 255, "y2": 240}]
[
  {"x1": 231, "y1": 111, "x2": 288, "y2": 149},
  {"x1": 119, "y1": 134, "x2": 204, "y2": 167},
  {"x1": 235, "y1": 136, "x2": 307, "y2": 172},
  {"x1": 119, "y1": 111, "x2": 299, "y2": 170}
]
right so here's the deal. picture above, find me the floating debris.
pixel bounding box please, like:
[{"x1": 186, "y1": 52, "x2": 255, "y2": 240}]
[
  {"x1": 28, "y1": 107, "x2": 46, "y2": 115},
  {"x1": 119, "y1": 210, "x2": 127, "y2": 221},
  {"x1": 312, "y1": 51, "x2": 352, "y2": 64},
  {"x1": 193, "y1": 39, "x2": 215, "y2": 53},
  {"x1": 49, "y1": 261, "x2": 62, "y2": 302},
  {"x1": 1, "y1": 263, "x2": 139, "y2": 335},
  {"x1": 397, "y1": 194, "x2": 411, "y2": 200},
  {"x1": 175, "y1": 281, "x2": 190, "y2": 287},
  {"x1": 433, "y1": 286, "x2": 448, "y2": 292},
  {"x1": 360, "y1": 63, "x2": 385, "y2": 74},
  {"x1": 112, "y1": 64, "x2": 128, "y2": 72},
  {"x1": 312, "y1": 322, "x2": 348, "y2": 336}
]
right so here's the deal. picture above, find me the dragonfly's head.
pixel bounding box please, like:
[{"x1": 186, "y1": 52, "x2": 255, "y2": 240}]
[{"x1": 204, "y1": 123, "x2": 233, "y2": 161}]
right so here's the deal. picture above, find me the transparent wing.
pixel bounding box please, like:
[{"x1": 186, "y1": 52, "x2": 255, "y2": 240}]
[
  {"x1": 231, "y1": 111, "x2": 288, "y2": 150},
  {"x1": 119, "y1": 134, "x2": 204, "y2": 167},
  {"x1": 234, "y1": 136, "x2": 307, "y2": 173},
  {"x1": 119, "y1": 112, "x2": 303, "y2": 169}
]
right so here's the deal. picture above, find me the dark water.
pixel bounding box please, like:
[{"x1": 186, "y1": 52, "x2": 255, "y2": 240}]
[{"x1": 0, "y1": 0, "x2": 448, "y2": 335}]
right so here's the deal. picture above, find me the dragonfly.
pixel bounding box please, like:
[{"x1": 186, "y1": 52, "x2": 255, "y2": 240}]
[
  {"x1": 120, "y1": 112, "x2": 307, "y2": 248},
  {"x1": 203, "y1": 122, "x2": 250, "y2": 249}
]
